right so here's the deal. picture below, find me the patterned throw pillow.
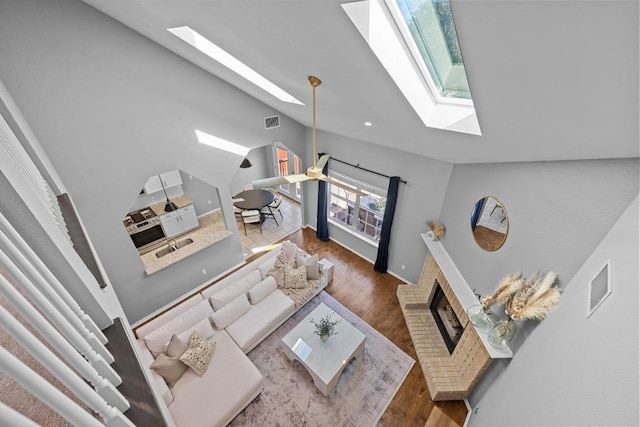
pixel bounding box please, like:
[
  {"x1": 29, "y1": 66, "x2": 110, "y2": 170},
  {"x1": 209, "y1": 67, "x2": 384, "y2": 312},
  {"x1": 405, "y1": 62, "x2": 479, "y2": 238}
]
[
  {"x1": 179, "y1": 332, "x2": 216, "y2": 377},
  {"x1": 283, "y1": 265, "x2": 308, "y2": 289}
]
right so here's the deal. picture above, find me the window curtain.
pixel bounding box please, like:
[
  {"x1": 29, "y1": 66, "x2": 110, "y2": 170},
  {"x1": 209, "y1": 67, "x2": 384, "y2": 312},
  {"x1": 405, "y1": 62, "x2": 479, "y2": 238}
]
[
  {"x1": 374, "y1": 176, "x2": 400, "y2": 273},
  {"x1": 471, "y1": 198, "x2": 485, "y2": 231},
  {"x1": 316, "y1": 153, "x2": 329, "y2": 241}
]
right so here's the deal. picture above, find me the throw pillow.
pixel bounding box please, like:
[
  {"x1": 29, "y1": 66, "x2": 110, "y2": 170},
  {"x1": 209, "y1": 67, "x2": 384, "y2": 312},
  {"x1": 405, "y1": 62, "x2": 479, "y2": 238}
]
[
  {"x1": 248, "y1": 276, "x2": 278, "y2": 304},
  {"x1": 209, "y1": 293, "x2": 251, "y2": 330},
  {"x1": 283, "y1": 265, "x2": 308, "y2": 289},
  {"x1": 165, "y1": 334, "x2": 188, "y2": 358},
  {"x1": 179, "y1": 332, "x2": 216, "y2": 377},
  {"x1": 150, "y1": 353, "x2": 189, "y2": 387},
  {"x1": 295, "y1": 254, "x2": 321, "y2": 280},
  {"x1": 208, "y1": 269, "x2": 262, "y2": 311},
  {"x1": 143, "y1": 300, "x2": 214, "y2": 357}
]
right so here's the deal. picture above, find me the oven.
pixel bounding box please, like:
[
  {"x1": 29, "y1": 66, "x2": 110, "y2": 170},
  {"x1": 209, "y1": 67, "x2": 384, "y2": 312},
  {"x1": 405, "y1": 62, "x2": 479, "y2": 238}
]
[{"x1": 123, "y1": 208, "x2": 166, "y2": 253}]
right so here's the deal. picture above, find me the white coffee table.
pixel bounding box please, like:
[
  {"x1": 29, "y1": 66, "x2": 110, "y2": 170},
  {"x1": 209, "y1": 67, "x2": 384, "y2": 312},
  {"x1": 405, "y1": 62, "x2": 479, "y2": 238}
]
[{"x1": 281, "y1": 303, "x2": 366, "y2": 396}]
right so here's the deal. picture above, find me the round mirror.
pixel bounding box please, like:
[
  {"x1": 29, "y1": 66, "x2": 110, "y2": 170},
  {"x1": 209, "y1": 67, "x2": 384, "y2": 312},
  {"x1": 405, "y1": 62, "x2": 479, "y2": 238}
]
[{"x1": 471, "y1": 196, "x2": 509, "y2": 251}]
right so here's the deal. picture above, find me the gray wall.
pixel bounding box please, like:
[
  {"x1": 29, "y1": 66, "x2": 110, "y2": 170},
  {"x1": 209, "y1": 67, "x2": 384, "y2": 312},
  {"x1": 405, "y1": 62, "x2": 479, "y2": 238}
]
[
  {"x1": 469, "y1": 195, "x2": 639, "y2": 427},
  {"x1": 0, "y1": 0, "x2": 306, "y2": 323},
  {"x1": 438, "y1": 158, "x2": 639, "y2": 425},
  {"x1": 229, "y1": 145, "x2": 272, "y2": 196},
  {"x1": 302, "y1": 129, "x2": 453, "y2": 282},
  {"x1": 179, "y1": 171, "x2": 221, "y2": 215},
  {"x1": 439, "y1": 159, "x2": 639, "y2": 299}
]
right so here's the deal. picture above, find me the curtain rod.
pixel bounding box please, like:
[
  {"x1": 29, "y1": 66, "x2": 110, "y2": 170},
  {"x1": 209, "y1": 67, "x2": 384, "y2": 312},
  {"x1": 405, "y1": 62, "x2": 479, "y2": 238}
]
[{"x1": 321, "y1": 153, "x2": 407, "y2": 184}]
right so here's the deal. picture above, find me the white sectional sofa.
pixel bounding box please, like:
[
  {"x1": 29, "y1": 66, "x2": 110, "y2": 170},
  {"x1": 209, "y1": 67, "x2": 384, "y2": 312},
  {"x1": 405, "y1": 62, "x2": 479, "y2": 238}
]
[{"x1": 134, "y1": 241, "x2": 329, "y2": 427}]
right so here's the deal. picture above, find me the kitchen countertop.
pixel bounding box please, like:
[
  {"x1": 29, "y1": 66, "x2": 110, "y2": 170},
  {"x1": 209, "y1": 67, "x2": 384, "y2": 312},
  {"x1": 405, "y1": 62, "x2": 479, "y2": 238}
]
[
  {"x1": 149, "y1": 195, "x2": 194, "y2": 217},
  {"x1": 140, "y1": 209, "x2": 232, "y2": 275}
]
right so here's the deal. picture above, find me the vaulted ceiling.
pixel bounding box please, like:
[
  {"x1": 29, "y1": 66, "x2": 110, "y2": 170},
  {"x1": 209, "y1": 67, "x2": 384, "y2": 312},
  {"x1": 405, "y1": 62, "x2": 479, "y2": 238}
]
[{"x1": 82, "y1": 0, "x2": 638, "y2": 164}]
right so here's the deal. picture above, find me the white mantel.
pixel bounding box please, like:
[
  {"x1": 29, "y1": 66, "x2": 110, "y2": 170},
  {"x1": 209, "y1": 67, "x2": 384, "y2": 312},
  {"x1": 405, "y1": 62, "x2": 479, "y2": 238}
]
[{"x1": 421, "y1": 233, "x2": 513, "y2": 358}]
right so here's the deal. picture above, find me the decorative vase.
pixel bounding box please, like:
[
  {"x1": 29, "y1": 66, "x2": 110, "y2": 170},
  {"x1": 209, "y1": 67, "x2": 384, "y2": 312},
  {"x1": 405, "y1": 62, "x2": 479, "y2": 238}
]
[
  {"x1": 466, "y1": 304, "x2": 495, "y2": 330},
  {"x1": 488, "y1": 317, "x2": 516, "y2": 350},
  {"x1": 320, "y1": 334, "x2": 329, "y2": 342}
]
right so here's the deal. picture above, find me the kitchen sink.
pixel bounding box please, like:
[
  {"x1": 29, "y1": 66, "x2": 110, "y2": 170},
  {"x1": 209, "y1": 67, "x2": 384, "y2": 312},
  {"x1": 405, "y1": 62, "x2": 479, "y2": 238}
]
[{"x1": 155, "y1": 238, "x2": 194, "y2": 258}]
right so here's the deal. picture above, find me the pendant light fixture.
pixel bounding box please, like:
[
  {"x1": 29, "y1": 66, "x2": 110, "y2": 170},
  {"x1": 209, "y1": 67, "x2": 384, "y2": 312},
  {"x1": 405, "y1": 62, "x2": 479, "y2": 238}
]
[
  {"x1": 239, "y1": 157, "x2": 253, "y2": 168},
  {"x1": 160, "y1": 175, "x2": 178, "y2": 212}
]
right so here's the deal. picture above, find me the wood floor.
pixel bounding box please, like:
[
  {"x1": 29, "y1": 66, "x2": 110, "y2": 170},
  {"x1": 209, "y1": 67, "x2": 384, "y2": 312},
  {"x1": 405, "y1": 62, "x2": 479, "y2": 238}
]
[{"x1": 268, "y1": 227, "x2": 468, "y2": 427}]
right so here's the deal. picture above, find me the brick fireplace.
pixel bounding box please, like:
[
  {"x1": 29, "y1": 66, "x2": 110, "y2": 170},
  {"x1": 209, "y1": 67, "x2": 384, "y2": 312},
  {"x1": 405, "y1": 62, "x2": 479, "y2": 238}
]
[{"x1": 397, "y1": 234, "x2": 512, "y2": 401}]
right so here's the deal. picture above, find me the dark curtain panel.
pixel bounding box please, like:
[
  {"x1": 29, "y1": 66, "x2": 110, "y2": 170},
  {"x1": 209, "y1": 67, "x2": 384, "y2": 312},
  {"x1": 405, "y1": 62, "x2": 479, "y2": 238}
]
[
  {"x1": 316, "y1": 153, "x2": 329, "y2": 241},
  {"x1": 374, "y1": 176, "x2": 401, "y2": 273}
]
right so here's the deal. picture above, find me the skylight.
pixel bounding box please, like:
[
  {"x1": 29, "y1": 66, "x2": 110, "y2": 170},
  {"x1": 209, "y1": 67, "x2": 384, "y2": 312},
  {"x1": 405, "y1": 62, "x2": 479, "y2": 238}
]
[
  {"x1": 392, "y1": 0, "x2": 471, "y2": 99},
  {"x1": 343, "y1": 0, "x2": 481, "y2": 135},
  {"x1": 195, "y1": 130, "x2": 250, "y2": 157},
  {"x1": 168, "y1": 26, "x2": 303, "y2": 105}
]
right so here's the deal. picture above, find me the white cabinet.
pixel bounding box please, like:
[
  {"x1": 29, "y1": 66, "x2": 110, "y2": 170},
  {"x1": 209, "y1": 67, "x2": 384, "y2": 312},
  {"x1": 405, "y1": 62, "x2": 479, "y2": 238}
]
[
  {"x1": 143, "y1": 170, "x2": 183, "y2": 194},
  {"x1": 160, "y1": 205, "x2": 198, "y2": 239}
]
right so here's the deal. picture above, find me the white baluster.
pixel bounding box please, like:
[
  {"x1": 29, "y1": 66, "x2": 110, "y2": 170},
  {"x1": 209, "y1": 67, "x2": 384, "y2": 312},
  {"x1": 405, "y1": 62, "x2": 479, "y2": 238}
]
[
  {"x1": 0, "y1": 272, "x2": 126, "y2": 408},
  {"x1": 0, "y1": 401, "x2": 40, "y2": 427},
  {"x1": 1, "y1": 304, "x2": 130, "y2": 414},
  {"x1": 0, "y1": 213, "x2": 108, "y2": 345},
  {"x1": 0, "y1": 346, "x2": 106, "y2": 427}
]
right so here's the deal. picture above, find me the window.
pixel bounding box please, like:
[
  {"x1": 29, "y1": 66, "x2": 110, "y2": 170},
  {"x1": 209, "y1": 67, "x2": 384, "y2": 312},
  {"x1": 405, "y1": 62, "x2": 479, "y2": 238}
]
[
  {"x1": 392, "y1": 0, "x2": 471, "y2": 99},
  {"x1": 327, "y1": 171, "x2": 387, "y2": 243},
  {"x1": 342, "y1": 0, "x2": 481, "y2": 135}
]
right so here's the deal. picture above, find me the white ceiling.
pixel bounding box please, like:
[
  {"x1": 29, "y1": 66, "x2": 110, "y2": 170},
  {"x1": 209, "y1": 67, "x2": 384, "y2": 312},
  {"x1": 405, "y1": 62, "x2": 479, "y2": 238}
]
[{"x1": 82, "y1": 0, "x2": 639, "y2": 164}]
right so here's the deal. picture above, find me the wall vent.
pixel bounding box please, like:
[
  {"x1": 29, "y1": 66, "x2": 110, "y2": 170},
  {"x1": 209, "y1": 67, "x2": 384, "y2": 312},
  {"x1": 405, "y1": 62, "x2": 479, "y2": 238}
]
[
  {"x1": 587, "y1": 258, "x2": 611, "y2": 318},
  {"x1": 264, "y1": 115, "x2": 280, "y2": 130}
]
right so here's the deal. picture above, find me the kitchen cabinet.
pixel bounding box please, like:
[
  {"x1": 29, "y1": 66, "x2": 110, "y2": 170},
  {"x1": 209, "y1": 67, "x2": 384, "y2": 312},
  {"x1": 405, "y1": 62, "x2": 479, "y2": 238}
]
[
  {"x1": 143, "y1": 170, "x2": 183, "y2": 194},
  {"x1": 160, "y1": 204, "x2": 198, "y2": 239}
]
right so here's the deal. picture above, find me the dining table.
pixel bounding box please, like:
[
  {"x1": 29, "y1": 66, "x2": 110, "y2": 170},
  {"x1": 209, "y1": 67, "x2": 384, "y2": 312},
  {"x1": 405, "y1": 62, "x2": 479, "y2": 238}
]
[{"x1": 233, "y1": 189, "x2": 275, "y2": 211}]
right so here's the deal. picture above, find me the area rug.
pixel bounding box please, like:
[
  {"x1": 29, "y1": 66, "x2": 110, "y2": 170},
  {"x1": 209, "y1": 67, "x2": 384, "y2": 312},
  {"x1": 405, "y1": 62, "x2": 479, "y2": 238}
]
[{"x1": 229, "y1": 291, "x2": 415, "y2": 427}]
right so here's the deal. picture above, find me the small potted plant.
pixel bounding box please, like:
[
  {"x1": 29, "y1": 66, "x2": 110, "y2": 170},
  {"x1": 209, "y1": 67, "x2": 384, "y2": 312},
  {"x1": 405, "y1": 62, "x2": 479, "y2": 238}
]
[{"x1": 311, "y1": 313, "x2": 341, "y2": 341}]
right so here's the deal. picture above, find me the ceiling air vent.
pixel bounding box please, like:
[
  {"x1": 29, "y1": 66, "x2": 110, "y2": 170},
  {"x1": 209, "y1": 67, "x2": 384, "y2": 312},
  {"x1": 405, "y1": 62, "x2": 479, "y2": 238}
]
[
  {"x1": 264, "y1": 115, "x2": 280, "y2": 130},
  {"x1": 587, "y1": 259, "x2": 612, "y2": 318}
]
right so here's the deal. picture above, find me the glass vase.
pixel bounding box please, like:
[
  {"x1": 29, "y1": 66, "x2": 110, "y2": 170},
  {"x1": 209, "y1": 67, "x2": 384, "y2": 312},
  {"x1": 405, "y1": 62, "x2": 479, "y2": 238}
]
[
  {"x1": 488, "y1": 317, "x2": 516, "y2": 350},
  {"x1": 466, "y1": 304, "x2": 494, "y2": 330}
]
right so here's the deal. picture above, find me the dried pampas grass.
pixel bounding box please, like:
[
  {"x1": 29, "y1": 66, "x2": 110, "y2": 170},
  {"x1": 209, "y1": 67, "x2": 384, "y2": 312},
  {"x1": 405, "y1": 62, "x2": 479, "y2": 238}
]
[
  {"x1": 482, "y1": 270, "x2": 562, "y2": 321},
  {"x1": 510, "y1": 288, "x2": 562, "y2": 320},
  {"x1": 481, "y1": 271, "x2": 523, "y2": 307}
]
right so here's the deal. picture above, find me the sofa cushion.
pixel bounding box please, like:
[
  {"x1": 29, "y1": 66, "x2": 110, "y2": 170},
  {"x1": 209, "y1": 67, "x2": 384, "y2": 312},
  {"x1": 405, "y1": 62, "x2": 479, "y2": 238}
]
[
  {"x1": 179, "y1": 332, "x2": 216, "y2": 377},
  {"x1": 283, "y1": 265, "x2": 308, "y2": 289},
  {"x1": 296, "y1": 253, "x2": 321, "y2": 280},
  {"x1": 168, "y1": 330, "x2": 263, "y2": 427},
  {"x1": 209, "y1": 293, "x2": 251, "y2": 330},
  {"x1": 208, "y1": 269, "x2": 261, "y2": 311},
  {"x1": 225, "y1": 290, "x2": 295, "y2": 352},
  {"x1": 143, "y1": 300, "x2": 214, "y2": 357},
  {"x1": 175, "y1": 318, "x2": 216, "y2": 344},
  {"x1": 135, "y1": 294, "x2": 203, "y2": 339},
  {"x1": 248, "y1": 276, "x2": 278, "y2": 304},
  {"x1": 258, "y1": 256, "x2": 277, "y2": 280}
]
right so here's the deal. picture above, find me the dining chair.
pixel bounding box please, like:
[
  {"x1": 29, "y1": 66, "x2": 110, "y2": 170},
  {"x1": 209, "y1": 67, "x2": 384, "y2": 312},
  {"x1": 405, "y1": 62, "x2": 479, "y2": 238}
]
[
  {"x1": 241, "y1": 210, "x2": 261, "y2": 235},
  {"x1": 267, "y1": 196, "x2": 283, "y2": 219},
  {"x1": 259, "y1": 206, "x2": 279, "y2": 226}
]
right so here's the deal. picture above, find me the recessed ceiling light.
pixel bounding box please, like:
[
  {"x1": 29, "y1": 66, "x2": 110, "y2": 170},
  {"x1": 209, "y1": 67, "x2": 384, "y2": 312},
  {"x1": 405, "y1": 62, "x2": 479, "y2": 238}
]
[
  {"x1": 195, "y1": 130, "x2": 249, "y2": 157},
  {"x1": 168, "y1": 26, "x2": 303, "y2": 105},
  {"x1": 364, "y1": 121, "x2": 373, "y2": 127}
]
